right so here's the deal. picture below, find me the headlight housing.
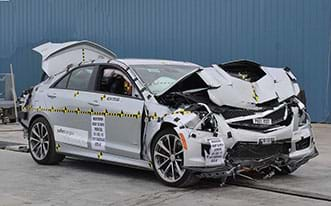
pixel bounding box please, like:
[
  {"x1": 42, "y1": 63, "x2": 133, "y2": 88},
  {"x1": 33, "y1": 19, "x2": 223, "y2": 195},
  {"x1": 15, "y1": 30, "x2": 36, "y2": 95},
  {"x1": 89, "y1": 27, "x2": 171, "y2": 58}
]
[
  {"x1": 182, "y1": 104, "x2": 219, "y2": 133},
  {"x1": 298, "y1": 109, "x2": 310, "y2": 126},
  {"x1": 293, "y1": 97, "x2": 310, "y2": 126}
]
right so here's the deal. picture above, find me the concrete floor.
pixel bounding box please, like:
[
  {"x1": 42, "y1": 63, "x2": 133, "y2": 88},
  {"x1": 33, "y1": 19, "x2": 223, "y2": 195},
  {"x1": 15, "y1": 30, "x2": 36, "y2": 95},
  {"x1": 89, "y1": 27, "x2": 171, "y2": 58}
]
[{"x1": 0, "y1": 124, "x2": 330, "y2": 206}]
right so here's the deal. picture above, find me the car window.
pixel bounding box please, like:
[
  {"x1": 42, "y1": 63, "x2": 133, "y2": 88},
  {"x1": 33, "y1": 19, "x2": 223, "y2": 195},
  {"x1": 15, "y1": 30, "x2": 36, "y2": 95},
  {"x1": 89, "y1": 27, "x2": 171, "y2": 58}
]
[
  {"x1": 96, "y1": 68, "x2": 140, "y2": 98},
  {"x1": 67, "y1": 67, "x2": 94, "y2": 91},
  {"x1": 54, "y1": 73, "x2": 70, "y2": 89},
  {"x1": 130, "y1": 64, "x2": 198, "y2": 95}
]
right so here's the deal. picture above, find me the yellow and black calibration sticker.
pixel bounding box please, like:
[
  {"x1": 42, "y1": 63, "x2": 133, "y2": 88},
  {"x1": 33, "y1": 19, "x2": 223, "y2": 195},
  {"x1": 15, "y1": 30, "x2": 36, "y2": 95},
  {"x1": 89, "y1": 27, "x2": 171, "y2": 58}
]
[
  {"x1": 82, "y1": 48, "x2": 86, "y2": 63},
  {"x1": 97, "y1": 151, "x2": 103, "y2": 160},
  {"x1": 252, "y1": 86, "x2": 259, "y2": 102},
  {"x1": 74, "y1": 91, "x2": 80, "y2": 97},
  {"x1": 22, "y1": 91, "x2": 192, "y2": 121},
  {"x1": 148, "y1": 161, "x2": 153, "y2": 169},
  {"x1": 22, "y1": 106, "x2": 143, "y2": 119},
  {"x1": 100, "y1": 94, "x2": 106, "y2": 101},
  {"x1": 55, "y1": 143, "x2": 61, "y2": 152},
  {"x1": 22, "y1": 105, "x2": 191, "y2": 121},
  {"x1": 23, "y1": 105, "x2": 192, "y2": 122}
]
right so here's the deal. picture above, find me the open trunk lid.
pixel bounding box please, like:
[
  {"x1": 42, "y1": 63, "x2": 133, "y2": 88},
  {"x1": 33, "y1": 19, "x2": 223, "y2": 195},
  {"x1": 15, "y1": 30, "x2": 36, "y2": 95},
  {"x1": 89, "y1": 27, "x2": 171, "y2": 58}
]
[{"x1": 33, "y1": 40, "x2": 117, "y2": 76}]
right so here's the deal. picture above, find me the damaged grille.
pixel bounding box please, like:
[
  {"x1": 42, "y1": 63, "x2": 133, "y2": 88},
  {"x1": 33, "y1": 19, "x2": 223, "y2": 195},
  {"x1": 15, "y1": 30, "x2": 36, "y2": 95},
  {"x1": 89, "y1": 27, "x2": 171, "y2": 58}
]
[
  {"x1": 228, "y1": 105, "x2": 292, "y2": 131},
  {"x1": 227, "y1": 140, "x2": 291, "y2": 161}
]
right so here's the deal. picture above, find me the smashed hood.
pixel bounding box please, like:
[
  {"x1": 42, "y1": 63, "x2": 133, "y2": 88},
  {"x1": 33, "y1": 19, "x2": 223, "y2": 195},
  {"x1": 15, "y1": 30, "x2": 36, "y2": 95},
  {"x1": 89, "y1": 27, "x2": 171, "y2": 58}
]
[
  {"x1": 159, "y1": 60, "x2": 300, "y2": 110},
  {"x1": 33, "y1": 40, "x2": 117, "y2": 76},
  {"x1": 202, "y1": 61, "x2": 300, "y2": 109}
]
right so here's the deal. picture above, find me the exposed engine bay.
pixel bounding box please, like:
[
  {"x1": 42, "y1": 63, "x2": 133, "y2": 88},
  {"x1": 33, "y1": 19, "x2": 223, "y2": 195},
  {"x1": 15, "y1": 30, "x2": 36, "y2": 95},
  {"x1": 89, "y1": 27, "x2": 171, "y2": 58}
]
[{"x1": 156, "y1": 60, "x2": 306, "y2": 132}]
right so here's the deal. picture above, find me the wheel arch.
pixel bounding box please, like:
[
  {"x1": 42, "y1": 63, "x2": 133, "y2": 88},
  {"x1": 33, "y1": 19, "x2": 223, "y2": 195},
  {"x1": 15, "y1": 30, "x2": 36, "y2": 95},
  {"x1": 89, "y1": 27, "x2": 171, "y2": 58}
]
[
  {"x1": 147, "y1": 121, "x2": 177, "y2": 161},
  {"x1": 28, "y1": 113, "x2": 51, "y2": 130},
  {"x1": 148, "y1": 123, "x2": 198, "y2": 187},
  {"x1": 159, "y1": 122, "x2": 177, "y2": 131}
]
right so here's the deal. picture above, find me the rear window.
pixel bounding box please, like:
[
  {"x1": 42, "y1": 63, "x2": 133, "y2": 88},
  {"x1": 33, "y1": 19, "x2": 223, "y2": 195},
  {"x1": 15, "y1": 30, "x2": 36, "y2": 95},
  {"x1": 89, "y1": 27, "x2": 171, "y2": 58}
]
[
  {"x1": 54, "y1": 74, "x2": 70, "y2": 89},
  {"x1": 53, "y1": 66, "x2": 95, "y2": 91},
  {"x1": 67, "y1": 67, "x2": 94, "y2": 91}
]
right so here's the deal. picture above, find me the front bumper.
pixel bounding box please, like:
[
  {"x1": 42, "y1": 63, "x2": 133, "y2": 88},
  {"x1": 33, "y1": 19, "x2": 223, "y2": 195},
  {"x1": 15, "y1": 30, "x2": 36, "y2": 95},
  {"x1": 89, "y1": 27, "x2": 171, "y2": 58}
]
[
  {"x1": 182, "y1": 121, "x2": 318, "y2": 177},
  {"x1": 185, "y1": 145, "x2": 318, "y2": 178}
]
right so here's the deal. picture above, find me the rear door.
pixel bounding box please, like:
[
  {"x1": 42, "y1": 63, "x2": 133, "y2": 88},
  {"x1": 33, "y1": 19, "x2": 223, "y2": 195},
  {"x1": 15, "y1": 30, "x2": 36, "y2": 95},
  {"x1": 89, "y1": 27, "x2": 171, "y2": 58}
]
[
  {"x1": 90, "y1": 65, "x2": 145, "y2": 159},
  {"x1": 45, "y1": 65, "x2": 98, "y2": 150}
]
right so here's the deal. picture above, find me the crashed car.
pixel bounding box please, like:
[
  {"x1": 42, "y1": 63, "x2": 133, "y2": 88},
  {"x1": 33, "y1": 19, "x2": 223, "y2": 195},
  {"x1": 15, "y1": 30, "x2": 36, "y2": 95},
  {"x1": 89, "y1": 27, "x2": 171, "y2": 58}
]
[{"x1": 19, "y1": 41, "x2": 318, "y2": 187}]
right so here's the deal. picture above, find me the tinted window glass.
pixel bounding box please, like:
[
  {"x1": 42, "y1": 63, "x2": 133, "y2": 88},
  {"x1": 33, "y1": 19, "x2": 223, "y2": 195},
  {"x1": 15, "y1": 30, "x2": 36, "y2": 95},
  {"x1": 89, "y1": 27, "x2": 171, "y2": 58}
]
[
  {"x1": 67, "y1": 67, "x2": 94, "y2": 91},
  {"x1": 54, "y1": 74, "x2": 70, "y2": 89}
]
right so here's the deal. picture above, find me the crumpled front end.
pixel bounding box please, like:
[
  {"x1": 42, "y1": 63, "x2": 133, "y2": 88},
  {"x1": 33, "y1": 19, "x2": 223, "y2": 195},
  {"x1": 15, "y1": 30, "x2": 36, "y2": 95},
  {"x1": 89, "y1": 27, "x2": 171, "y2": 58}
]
[
  {"x1": 152, "y1": 60, "x2": 318, "y2": 179},
  {"x1": 171, "y1": 98, "x2": 318, "y2": 179}
]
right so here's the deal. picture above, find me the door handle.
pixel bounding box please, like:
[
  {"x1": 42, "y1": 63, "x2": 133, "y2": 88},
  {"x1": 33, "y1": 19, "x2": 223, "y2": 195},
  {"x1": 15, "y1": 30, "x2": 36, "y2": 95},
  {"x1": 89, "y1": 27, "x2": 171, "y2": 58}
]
[
  {"x1": 88, "y1": 100, "x2": 100, "y2": 106},
  {"x1": 47, "y1": 93, "x2": 57, "y2": 98}
]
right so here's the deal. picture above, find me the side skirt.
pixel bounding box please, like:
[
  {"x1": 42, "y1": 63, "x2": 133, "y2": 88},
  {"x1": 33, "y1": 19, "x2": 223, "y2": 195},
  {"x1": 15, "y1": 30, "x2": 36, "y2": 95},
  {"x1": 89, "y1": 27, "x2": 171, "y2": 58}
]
[{"x1": 57, "y1": 143, "x2": 153, "y2": 171}]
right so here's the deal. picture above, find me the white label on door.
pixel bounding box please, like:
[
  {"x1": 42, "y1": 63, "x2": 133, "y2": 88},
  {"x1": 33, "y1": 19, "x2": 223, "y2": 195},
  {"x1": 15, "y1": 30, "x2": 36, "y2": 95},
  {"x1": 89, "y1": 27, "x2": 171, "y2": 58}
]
[
  {"x1": 91, "y1": 115, "x2": 106, "y2": 151},
  {"x1": 205, "y1": 137, "x2": 225, "y2": 166},
  {"x1": 54, "y1": 126, "x2": 88, "y2": 148}
]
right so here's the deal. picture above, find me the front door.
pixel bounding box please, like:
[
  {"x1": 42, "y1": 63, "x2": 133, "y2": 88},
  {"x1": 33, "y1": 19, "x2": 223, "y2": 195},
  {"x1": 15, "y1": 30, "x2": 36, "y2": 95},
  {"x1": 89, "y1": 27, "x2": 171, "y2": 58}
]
[{"x1": 91, "y1": 66, "x2": 144, "y2": 159}]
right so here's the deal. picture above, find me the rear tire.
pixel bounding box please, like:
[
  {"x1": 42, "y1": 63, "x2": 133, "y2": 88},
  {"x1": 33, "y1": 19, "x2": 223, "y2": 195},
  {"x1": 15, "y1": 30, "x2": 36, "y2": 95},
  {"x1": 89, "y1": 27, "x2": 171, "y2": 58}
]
[
  {"x1": 151, "y1": 128, "x2": 199, "y2": 187},
  {"x1": 28, "y1": 117, "x2": 65, "y2": 165}
]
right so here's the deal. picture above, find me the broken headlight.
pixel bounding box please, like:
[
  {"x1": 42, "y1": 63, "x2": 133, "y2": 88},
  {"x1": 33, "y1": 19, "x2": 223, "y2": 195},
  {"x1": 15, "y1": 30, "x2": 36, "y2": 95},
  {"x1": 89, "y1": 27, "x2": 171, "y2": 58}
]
[
  {"x1": 182, "y1": 103, "x2": 219, "y2": 133},
  {"x1": 298, "y1": 109, "x2": 309, "y2": 126},
  {"x1": 292, "y1": 97, "x2": 310, "y2": 126},
  {"x1": 200, "y1": 114, "x2": 218, "y2": 132},
  {"x1": 185, "y1": 112, "x2": 219, "y2": 133}
]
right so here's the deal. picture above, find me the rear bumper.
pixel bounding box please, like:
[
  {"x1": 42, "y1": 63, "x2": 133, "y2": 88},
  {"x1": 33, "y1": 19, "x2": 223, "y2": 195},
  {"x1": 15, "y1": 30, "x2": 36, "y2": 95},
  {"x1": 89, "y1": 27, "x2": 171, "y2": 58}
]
[
  {"x1": 18, "y1": 110, "x2": 28, "y2": 121},
  {"x1": 18, "y1": 111, "x2": 29, "y2": 130}
]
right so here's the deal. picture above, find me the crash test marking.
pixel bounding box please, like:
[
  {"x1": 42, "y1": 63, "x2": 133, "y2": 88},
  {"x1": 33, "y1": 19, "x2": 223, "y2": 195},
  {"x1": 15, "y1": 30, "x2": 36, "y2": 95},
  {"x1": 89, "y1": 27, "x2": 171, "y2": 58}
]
[{"x1": 91, "y1": 115, "x2": 106, "y2": 151}]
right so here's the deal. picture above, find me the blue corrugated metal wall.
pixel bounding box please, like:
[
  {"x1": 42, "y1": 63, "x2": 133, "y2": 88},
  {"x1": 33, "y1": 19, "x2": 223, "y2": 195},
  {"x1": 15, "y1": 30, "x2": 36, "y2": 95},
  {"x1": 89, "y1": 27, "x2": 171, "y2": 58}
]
[{"x1": 0, "y1": 0, "x2": 330, "y2": 122}]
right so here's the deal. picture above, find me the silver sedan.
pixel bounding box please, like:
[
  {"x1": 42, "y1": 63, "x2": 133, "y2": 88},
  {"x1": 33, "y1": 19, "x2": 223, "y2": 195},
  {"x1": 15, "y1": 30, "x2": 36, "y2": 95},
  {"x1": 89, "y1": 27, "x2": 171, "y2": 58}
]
[{"x1": 19, "y1": 41, "x2": 318, "y2": 187}]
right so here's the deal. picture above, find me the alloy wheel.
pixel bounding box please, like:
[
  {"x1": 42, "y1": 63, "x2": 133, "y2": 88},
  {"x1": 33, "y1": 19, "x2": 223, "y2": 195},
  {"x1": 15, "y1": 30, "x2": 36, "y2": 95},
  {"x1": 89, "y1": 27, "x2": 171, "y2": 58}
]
[
  {"x1": 153, "y1": 134, "x2": 185, "y2": 183},
  {"x1": 29, "y1": 122, "x2": 50, "y2": 160}
]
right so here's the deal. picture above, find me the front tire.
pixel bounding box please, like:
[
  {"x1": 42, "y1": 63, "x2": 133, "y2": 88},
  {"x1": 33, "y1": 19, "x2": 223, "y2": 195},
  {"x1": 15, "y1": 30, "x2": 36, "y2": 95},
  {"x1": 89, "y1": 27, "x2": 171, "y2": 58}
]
[
  {"x1": 28, "y1": 117, "x2": 64, "y2": 165},
  {"x1": 151, "y1": 128, "x2": 198, "y2": 187}
]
